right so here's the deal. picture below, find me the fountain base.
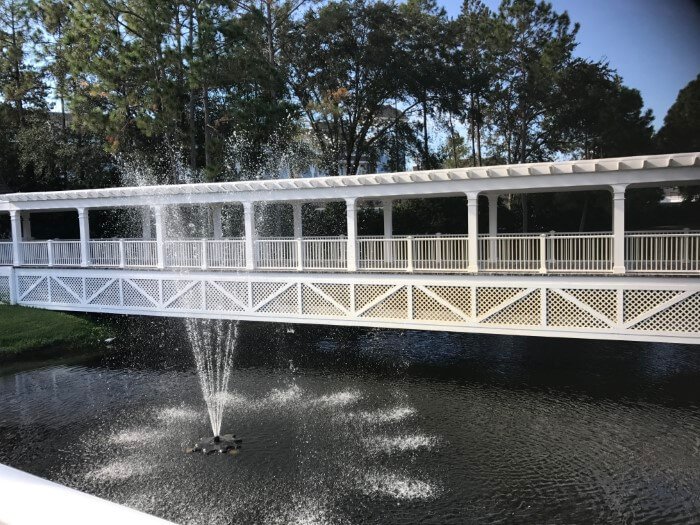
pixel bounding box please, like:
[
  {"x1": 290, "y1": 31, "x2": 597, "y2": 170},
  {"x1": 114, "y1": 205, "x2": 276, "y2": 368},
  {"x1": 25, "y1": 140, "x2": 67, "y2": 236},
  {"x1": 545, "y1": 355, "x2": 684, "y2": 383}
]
[{"x1": 186, "y1": 434, "x2": 243, "y2": 455}]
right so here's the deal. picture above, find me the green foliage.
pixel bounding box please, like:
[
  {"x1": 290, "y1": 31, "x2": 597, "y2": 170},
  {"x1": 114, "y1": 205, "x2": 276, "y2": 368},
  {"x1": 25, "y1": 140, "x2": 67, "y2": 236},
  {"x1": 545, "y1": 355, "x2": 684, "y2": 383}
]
[{"x1": 0, "y1": 305, "x2": 109, "y2": 357}]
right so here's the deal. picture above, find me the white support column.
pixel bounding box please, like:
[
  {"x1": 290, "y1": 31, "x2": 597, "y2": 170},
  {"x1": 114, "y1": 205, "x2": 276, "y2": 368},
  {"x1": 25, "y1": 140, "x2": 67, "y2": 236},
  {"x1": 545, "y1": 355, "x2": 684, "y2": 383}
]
[
  {"x1": 382, "y1": 199, "x2": 393, "y2": 238},
  {"x1": 487, "y1": 194, "x2": 498, "y2": 237},
  {"x1": 487, "y1": 194, "x2": 498, "y2": 264},
  {"x1": 466, "y1": 192, "x2": 479, "y2": 273},
  {"x1": 20, "y1": 212, "x2": 32, "y2": 240},
  {"x1": 611, "y1": 184, "x2": 627, "y2": 274},
  {"x1": 141, "y1": 208, "x2": 152, "y2": 240},
  {"x1": 10, "y1": 210, "x2": 22, "y2": 266},
  {"x1": 212, "y1": 205, "x2": 223, "y2": 240},
  {"x1": 243, "y1": 202, "x2": 256, "y2": 270},
  {"x1": 292, "y1": 203, "x2": 303, "y2": 238},
  {"x1": 77, "y1": 208, "x2": 90, "y2": 267},
  {"x1": 153, "y1": 206, "x2": 165, "y2": 269},
  {"x1": 346, "y1": 198, "x2": 358, "y2": 272}
]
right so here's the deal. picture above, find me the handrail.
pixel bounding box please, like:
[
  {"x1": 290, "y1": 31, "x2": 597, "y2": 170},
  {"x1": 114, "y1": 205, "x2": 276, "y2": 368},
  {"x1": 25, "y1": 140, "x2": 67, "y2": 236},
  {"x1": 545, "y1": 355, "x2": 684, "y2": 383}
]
[{"x1": 4, "y1": 232, "x2": 699, "y2": 275}]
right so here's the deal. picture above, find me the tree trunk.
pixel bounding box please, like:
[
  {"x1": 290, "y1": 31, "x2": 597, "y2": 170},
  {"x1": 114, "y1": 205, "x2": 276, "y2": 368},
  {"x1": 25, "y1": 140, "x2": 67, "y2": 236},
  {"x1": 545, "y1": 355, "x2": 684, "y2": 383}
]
[
  {"x1": 187, "y1": 7, "x2": 197, "y2": 171},
  {"x1": 203, "y1": 86, "x2": 211, "y2": 171}
]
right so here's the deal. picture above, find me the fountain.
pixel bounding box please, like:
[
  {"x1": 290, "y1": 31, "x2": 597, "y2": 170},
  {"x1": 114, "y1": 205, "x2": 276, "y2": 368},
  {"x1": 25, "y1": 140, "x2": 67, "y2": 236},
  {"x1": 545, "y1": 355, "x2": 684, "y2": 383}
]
[{"x1": 184, "y1": 318, "x2": 242, "y2": 454}]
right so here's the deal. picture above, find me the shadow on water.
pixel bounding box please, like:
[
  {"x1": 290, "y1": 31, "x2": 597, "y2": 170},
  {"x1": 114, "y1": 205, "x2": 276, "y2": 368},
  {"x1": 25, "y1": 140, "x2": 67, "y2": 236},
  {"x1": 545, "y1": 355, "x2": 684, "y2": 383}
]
[{"x1": 94, "y1": 314, "x2": 700, "y2": 408}]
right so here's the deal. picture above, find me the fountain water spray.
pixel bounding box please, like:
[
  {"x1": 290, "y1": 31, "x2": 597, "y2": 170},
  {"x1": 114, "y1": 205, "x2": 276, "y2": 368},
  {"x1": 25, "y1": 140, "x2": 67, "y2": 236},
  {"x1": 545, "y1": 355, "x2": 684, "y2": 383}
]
[{"x1": 185, "y1": 318, "x2": 237, "y2": 437}]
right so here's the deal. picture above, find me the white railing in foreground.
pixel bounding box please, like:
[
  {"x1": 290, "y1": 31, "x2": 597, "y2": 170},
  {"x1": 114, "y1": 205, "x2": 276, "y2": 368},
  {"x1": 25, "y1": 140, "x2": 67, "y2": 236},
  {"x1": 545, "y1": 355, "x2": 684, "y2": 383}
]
[
  {"x1": 51, "y1": 240, "x2": 82, "y2": 266},
  {"x1": 90, "y1": 240, "x2": 159, "y2": 267},
  {"x1": 256, "y1": 238, "x2": 298, "y2": 269},
  {"x1": 626, "y1": 232, "x2": 700, "y2": 273},
  {"x1": 357, "y1": 237, "x2": 409, "y2": 271},
  {"x1": 479, "y1": 235, "x2": 541, "y2": 272},
  {"x1": 0, "y1": 242, "x2": 12, "y2": 265}
]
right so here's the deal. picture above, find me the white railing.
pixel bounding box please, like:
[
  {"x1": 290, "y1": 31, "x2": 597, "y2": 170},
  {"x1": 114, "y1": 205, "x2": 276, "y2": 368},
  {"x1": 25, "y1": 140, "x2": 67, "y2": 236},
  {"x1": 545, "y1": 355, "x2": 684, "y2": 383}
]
[
  {"x1": 0, "y1": 242, "x2": 12, "y2": 265},
  {"x1": 412, "y1": 235, "x2": 469, "y2": 272},
  {"x1": 5, "y1": 232, "x2": 700, "y2": 274},
  {"x1": 51, "y1": 241, "x2": 82, "y2": 266},
  {"x1": 165, "y1": 240, "x2": 203, "y2": 268},
  {"x1": 357, "y1": 237, "x2": 409, "y2": 271},
  {"x1": 478, "y1": 235, "x2": 542, "y2": 272},
  {"x1": 626, "y1": 231, "x2": 700, "y2": 273},
  {"x1": 256, "y1": 238, "x2": 298, "y2": 269},
  {"x1": 207, "y1": 239, "x2": 246, "y2": 269},
  {"x1": 90, "y1": 240, "x2": 121, "y2": 266},
  {"x1": 20, "y1": 241, "x2": 50, "y2": 266},
  {"x1": 302, "y1": 237, "x2": 347, "y2": 270},
  {"x1": 547, "y1": 234, "x2": 613, "y2": 273}
]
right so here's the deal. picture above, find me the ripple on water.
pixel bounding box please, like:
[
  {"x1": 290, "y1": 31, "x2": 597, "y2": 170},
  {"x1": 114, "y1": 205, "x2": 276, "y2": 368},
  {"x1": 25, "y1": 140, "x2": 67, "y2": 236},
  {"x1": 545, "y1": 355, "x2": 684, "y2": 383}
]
[
  {"x1": 363, "y1": 433, "x2": 438, "y2": 454},
  {"x1": 108, "y1": 427, "x2": 167, "y2": 446},
  {"x1": 85, "y1": 458, "x2": 153, "y2": 482},
  {"x1": 360, "y1": 470, "x2": 439, "y2": 500},
  {"x1": 344, "y1": 406, "x2": 417, "y2": 424},
  {"x1": 155, "y1": 406, "x2": 201, "y2": 425}
]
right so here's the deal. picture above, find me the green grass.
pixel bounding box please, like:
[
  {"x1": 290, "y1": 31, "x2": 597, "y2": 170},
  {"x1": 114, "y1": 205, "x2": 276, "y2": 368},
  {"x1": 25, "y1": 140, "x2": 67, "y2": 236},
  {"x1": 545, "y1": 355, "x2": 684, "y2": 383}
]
[{"x1": 0, "y1": 305, "x2": 109, "y2": 358}]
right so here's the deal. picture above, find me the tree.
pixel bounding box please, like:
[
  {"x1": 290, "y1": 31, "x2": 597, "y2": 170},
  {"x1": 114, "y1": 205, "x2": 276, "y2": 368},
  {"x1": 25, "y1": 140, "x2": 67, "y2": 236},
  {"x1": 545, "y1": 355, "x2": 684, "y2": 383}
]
[
  {"x1": 281, "y1": 0, "x2": 422, "y2": 175},
  {"x1": 656, "y1": 74, "x2": 700, "y2": 154}
]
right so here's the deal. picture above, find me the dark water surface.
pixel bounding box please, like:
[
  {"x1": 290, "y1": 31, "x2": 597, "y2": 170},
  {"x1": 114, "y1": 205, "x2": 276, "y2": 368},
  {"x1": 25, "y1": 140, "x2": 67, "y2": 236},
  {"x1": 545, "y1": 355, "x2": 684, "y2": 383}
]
[{"x1": 1, "y1": 319, "x2": 699, "y2": 524}]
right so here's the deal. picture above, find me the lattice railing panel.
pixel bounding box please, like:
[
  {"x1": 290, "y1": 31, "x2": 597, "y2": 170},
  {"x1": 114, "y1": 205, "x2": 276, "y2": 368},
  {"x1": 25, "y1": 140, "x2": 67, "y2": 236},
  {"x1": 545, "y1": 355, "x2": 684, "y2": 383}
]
[
  {"x1": 129, "y1": 279, "x2": 160, "y2": 305},
  {"x1": 252, "y1": 282, "x2": 287, "y2": 308},
  {"x1": 361, "y1": 286, "x2": 408, "y2": 319},
  {"x1": 85, "y1": 278, "x2": 112, "y2": 300},
  {"x1": 23, "y1": 277, "x2": 49, "y2": 302},
  {"x1": 413, "y1": 287, "x2": 463, "y2": 322},
  {"x1": 258, "y1": 286, "x2": 298, "y2": 314},
  {"x1": 213, "y1": 281, "x2": 249, "y2": 307},
  {"x1": 355, "y1": 284, "x2": 395, "y2": 311},
  {"x1": 425, "y1": 286, "x2": 471, "y2": 319},
  {"x1": 623, "y1": 290, "x2": 682, "y2": 323},
  {"x1": 55, "y1": 277, "x2": 83, "y2": 298},
  {"x1": 564, "y1": 288, "x2": 617, "y2": 323},
  {"x1": 302, "y1": 285, "x2": 346, "y2": 316},
  {"x1": 18, "y1": 276, "x2": 42, "y2": 297},
  {"x1": 205, "y1": 283, "x2": 245, "y2": 312},
  {"x1": 547, "y1": 289, "x2": 607, "y2": 328},
  {"x1": 312, "y1": 283, "x2": 351, "y2": 311},
  {"x1": 123, "y1": 280, "x2": 155, "y2": 308},
  {"x1": 476, "y1": 287, "x2": 525, "y2": 317},
  {"x1": 0, "y1": 276, "x2": 9, "y2": 303},
  {"x1": 50, "y1": 277, "x2": 80, "y2": 304},
  {"x1": 483, "y1": 290, "x2": 541, "y2": 326},
  {"x1": 166, "y1": 282, "x2": 203, "y2": 310},
  {"x1": 631, "y1": 293, "x2": 700, "y2": 333},
  {"x1": 88, "y1": 280, "x2": 120, "y2": 306}
]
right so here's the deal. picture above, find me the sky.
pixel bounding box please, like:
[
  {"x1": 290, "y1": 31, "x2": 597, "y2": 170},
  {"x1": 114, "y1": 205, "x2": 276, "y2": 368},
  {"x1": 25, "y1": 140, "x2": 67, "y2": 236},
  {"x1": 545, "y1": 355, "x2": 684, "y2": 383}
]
[{"x1": 439, "y1": 0, "x2": 700, "y2": 129}]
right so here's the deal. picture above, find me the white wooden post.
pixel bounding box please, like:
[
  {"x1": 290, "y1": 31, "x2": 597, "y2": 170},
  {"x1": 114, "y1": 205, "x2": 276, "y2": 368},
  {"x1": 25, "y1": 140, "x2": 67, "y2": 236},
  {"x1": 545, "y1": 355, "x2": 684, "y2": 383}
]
[
  {"x1": 488, "y1": 194, "x2": 498, "y2": 263},
  {"x1": 406, "y1": 235, "x2": 414, "y2": 273},
  {"x1": 21, "y1": 212, "x2": 32, "y2": 240},
  {"x1": 77, "y1": 208, "x2": 90, "y2": 267},
  {"x1": 466, "y1": 192, "x2": 479, "y2": 273},
  {"x1": 141, "y1": 208, "x2": 152, "y2": 239},
  {"x1": 47, "y1": 240, "x2": 54, "y2": 267},
  {"x1": 292, "y1": 202, "x2": 304, "y2": 270},
  {"x1": 539, "y1": 234, "x2": 547, "y2": 274},
  {"x1": 611, "y1": 184, "x2": 627, "y2": 274},
  {"x1": 346, "y1": 198, "x2": 358, "y2": 272},
  {"x1": 119, "y1": 239, "x2": 126, "y2": 268},
  {"x1": 243, "y1": 202, "x2": 256, "y2": 270},
  {"x1": 9, "y1": 210, "x2": 21, "y2": 266},
  {"x1": 201, "y1": 238, "x2": 208, "y2": 270},
  {"x1": 153, "y1": 206, "x2": 165, "y2": 269},
  {"x1": 212, "y1": 205, "x2": 223, "y2": 240},
  {"x1": 382, "y1": 199, "x2": 394, "y2": 263}
]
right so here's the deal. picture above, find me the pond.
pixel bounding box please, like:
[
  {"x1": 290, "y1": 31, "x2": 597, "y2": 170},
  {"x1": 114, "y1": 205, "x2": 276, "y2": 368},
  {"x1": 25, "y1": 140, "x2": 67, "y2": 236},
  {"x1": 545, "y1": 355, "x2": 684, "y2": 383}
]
[{"x1": 1, "y1": 319, "x2": 699, "y2": 524}]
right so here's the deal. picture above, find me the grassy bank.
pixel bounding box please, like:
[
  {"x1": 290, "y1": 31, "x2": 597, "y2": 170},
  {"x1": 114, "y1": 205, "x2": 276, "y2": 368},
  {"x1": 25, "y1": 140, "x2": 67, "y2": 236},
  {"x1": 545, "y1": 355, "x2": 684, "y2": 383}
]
[{"x1": 0, "y1": 305, "x2": 109, "y2": 360}]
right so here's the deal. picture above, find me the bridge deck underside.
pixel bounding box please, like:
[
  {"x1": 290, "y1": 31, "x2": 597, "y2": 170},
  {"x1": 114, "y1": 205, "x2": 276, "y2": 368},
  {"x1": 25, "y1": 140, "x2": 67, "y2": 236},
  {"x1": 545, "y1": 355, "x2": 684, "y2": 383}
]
[{"x1": 1, "y1": 268, "x2": 698, "y2": 344}]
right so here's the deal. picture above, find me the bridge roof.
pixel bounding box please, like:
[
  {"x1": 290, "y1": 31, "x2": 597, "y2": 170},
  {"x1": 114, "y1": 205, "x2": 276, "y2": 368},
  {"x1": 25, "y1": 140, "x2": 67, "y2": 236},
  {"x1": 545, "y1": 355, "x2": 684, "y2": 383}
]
[{"x1": 1, "y1": 152, "x2": 699, "y2": 211}]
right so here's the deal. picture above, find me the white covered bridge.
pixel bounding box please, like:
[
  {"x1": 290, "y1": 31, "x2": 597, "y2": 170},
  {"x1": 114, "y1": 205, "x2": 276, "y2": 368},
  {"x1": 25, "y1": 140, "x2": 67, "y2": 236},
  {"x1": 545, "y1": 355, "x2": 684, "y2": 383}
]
[{"x1": 0, "y1": 152, "x2": 699, "y2": 344}]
